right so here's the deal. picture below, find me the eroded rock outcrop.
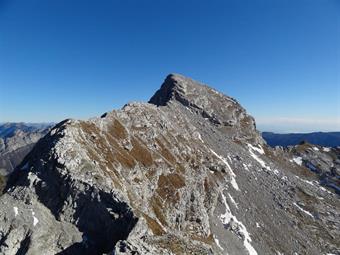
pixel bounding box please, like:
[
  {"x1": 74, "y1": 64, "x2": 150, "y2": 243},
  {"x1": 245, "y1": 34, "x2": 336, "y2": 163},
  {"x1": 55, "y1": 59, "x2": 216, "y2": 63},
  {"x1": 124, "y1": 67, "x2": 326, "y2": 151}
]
[{"x1": 0, "y1": 74, "x2": 339, "y2": 255}]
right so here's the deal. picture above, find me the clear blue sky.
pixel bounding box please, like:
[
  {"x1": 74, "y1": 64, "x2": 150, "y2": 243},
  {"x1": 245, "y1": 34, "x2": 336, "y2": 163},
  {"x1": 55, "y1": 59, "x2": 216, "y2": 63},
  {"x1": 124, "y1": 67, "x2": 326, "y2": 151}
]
[{"x1": 0, "y1": 0, "x2": 339, "y2": 132}]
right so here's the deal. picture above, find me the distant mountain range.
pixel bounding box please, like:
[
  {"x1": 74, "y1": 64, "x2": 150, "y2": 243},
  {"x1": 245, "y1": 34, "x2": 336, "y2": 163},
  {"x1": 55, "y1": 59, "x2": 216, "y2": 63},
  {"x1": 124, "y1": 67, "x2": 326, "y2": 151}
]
[
  {"x1": 0, "y1": 122, "x2": 52, "y2": 138},
  {"x1": 262, "y1": 131, "x2": 340, "y2": 147},
  {"x1": 0, "y1": 122, "x2": 52, "y2": 176}
]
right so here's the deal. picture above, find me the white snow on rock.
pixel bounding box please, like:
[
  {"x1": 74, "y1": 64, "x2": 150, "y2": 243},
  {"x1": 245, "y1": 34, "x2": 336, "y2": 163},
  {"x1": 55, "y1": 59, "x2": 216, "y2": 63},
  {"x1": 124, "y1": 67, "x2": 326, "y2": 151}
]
[
  {"x1": 31, "y1": 210, "x2": 39, "y2": 226},
  {"x1": 210, "y1": 149, "x2": 239, "y2": 190},
  {"x1": 295, "y1": 176, "x2": 333, "y2": 195},
  {"x1": 242, "y1": 163, "x2": 249, "y2": 171},
  {"x1": 13, "y1": 207, "x2": 18, "y2": 217},
  {"x1": 193, "y1": 131, "x2": 204, "y2": 143},
  {"x1": 213, "y1": 235, "x2": 224, "y2": 250},
  {"x1": 247, "y1": 144, "x2": 265, "y2": 155},
  {"x1": 323, "y1": 147, "x2": 331, "y2": 152},
  {"x1": 312, "y1": 147, "x2": 319, "y2": 151},
  {"x1": 247, "y1": 144, "x2": 271, "y2": 171},
  {"x1": 273, "y1": 169, "x2": 280, "y2": 176},
  {"x1": 292, "y1": 157, "x2": 303, "y2": 166},
  {"x1": 220, "y1": 191, "x2": 257, "y2": 255},
  {"x1": 228, "y1": 193, "x2": 238, "y2": 209},
  {"x1": 293, "y1": 203, "x2": 314, "y2": 218}
]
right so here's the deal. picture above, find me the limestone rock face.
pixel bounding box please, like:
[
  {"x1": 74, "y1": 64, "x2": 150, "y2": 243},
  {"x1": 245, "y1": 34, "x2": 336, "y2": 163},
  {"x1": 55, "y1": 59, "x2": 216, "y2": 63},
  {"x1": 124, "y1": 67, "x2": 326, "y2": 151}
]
[
  {"x1": 0, "y1": 75, "x2": 339, "y2": 255},
  {"x1": 150, "y1": 74, "x2": 263, "y2": 145}
]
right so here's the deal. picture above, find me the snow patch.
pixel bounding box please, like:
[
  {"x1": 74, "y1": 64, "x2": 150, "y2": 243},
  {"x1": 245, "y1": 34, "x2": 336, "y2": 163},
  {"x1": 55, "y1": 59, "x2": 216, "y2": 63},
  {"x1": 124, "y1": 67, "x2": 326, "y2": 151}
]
[
  {"x1": 296, "y1": 176, "x2": 333, "y2": 195},
  {"x1": 213, "y1": 235, "x2": 224, "y2": 250},
  {"x1": 228, "y1": 193, "x2": 238, "y2": 208},
  {"x1": 293, "y1": 203, "x2": 314, "y2": 218},
  {"x1": 247, "y1": 144, "x2": 265, "y2": 155},
  {"x1": 312, "y1": 147, "x2": 319, "y2": 151},
  {"x1": 31, "y1": 210, "x2": 39, "y2": 226},
  {"x1": 194, "y1": 132, "x2": 204, "y2": 143},
  {"x1": 323, "y1": 147, "x2": 331, "y2": 152},
  {"x1": 248, "y1": 145, "x2": 271, "y2": 171},
  {"x1": 13, "y1": 207, "x2": 18, "y2": 217},
  {"x1": 220, "y1": 191, "x2": 257, "y2": 255},
  {"x1": 210, "y1": 149, "x2": 239, "y2": 190},
  {"x1": 242, "y1": 163, "x2": 249, "y2": 171},
  {"x1": 256, "y1": 222, "x2": 260, "y2": 228},
  {"x1": 292, "y1": 157, "x2": 303, "y2": 166}
]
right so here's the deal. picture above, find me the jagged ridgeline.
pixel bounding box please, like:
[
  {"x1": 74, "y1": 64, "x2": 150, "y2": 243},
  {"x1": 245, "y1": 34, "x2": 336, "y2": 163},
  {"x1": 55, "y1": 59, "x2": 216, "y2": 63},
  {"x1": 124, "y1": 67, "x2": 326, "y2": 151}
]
[{"x1": 0, "y1": 74, "x2": 339, "y2": 255}]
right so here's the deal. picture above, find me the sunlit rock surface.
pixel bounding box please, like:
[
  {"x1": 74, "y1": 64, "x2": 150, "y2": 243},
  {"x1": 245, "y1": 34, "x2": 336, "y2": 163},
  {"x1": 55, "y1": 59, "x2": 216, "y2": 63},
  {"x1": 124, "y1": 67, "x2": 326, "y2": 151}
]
[{"x1": 0, "y1": 74, "x2": 339, "y2": 255}]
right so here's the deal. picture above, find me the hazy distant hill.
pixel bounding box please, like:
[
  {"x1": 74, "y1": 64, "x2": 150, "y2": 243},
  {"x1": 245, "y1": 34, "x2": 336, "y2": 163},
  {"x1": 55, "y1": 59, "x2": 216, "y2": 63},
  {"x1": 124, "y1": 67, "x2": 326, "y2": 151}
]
[
  {"x1": 0, "y1": 122, "x2": 52, "y2": 175},
  {"x1": 262, "y1": 131, "x2": 340, "y2": 147}
]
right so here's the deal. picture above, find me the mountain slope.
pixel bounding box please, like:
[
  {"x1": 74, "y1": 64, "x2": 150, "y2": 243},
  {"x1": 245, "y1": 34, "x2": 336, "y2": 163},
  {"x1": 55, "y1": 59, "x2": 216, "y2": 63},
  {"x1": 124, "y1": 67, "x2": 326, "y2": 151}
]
[{"x1": 0, "y1": 74, "x2": 339, "y2": 255}]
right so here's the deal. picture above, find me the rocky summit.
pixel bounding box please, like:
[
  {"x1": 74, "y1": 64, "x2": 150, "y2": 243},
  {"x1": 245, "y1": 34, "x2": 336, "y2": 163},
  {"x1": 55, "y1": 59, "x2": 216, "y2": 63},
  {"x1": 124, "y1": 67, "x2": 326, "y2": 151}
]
[{"x1": 0, "y1": 74, "x2": 339, "y2": 255}]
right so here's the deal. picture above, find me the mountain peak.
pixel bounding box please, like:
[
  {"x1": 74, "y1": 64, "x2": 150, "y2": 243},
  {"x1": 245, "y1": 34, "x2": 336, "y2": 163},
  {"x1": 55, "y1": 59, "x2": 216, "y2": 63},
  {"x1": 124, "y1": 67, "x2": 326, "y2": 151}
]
[
  {"x1": 149, "y1": 73, "x2": 188, "y2": 106},
  {"x1": 150, "y1": 74, "x2": 263, "y2": 144},
  {"x1": 149, "y1": 73, "x2": 227, "y2": 106}
]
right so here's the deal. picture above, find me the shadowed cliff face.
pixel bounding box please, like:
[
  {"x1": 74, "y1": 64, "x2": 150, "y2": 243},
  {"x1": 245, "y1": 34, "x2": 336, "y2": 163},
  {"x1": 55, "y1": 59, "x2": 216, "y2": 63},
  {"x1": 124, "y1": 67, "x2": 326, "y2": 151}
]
[{"x1": 0, "y1": 74, "x2": 339, "y2": 255}]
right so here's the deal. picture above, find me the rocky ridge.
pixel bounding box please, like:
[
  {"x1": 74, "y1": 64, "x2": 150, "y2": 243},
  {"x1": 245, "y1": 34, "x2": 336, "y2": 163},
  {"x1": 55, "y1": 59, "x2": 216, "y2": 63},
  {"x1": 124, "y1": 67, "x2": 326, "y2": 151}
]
[{"x1": 0, "y1": 74, "x2": 339, "y2": 255}]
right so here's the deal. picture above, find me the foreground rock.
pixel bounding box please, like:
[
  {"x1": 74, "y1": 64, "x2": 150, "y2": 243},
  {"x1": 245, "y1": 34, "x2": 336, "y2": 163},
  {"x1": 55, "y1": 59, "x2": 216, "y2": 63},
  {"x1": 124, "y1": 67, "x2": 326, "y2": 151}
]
[{"x1": 0, "y1": 74, "x2": 339, "y2": 255}]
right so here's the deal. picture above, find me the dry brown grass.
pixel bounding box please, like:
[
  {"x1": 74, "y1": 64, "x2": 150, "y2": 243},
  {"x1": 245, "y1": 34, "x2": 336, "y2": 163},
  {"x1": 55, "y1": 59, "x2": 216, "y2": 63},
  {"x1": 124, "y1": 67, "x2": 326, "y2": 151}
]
[
  {"x1": 130, "y1": 137, "x2": 153, "y2": 167},
  {"x1": 191, "y1": 233, "x2": 214, "y2": 245},
  {"x1": 151, "y1": 195, "x2": 168, "y2": 227},
  {"x1": 108, "y1": 119, "x2": 128, "y2": 140},
  {"x1": 156, "y1": 173, "x2": 185, "y2": 203},
  {"x1": 142, "y1": 213, "x2": 166, "y2": 236},
  {"x1": 203, "y1": 178, "x2": 210, "y2": 193},
  {"x1": 149, "y1": 173, "x2": 186, "y2": 228},
  {"x1": 155, "y1": 138, "x2": 176, "y2": 164},
  {"x1": 156, "y1": 236, "x2": 187, "y2": 254},
  {"x1": 176, "y1": 163, "x2": 186, "y2": 174}
]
